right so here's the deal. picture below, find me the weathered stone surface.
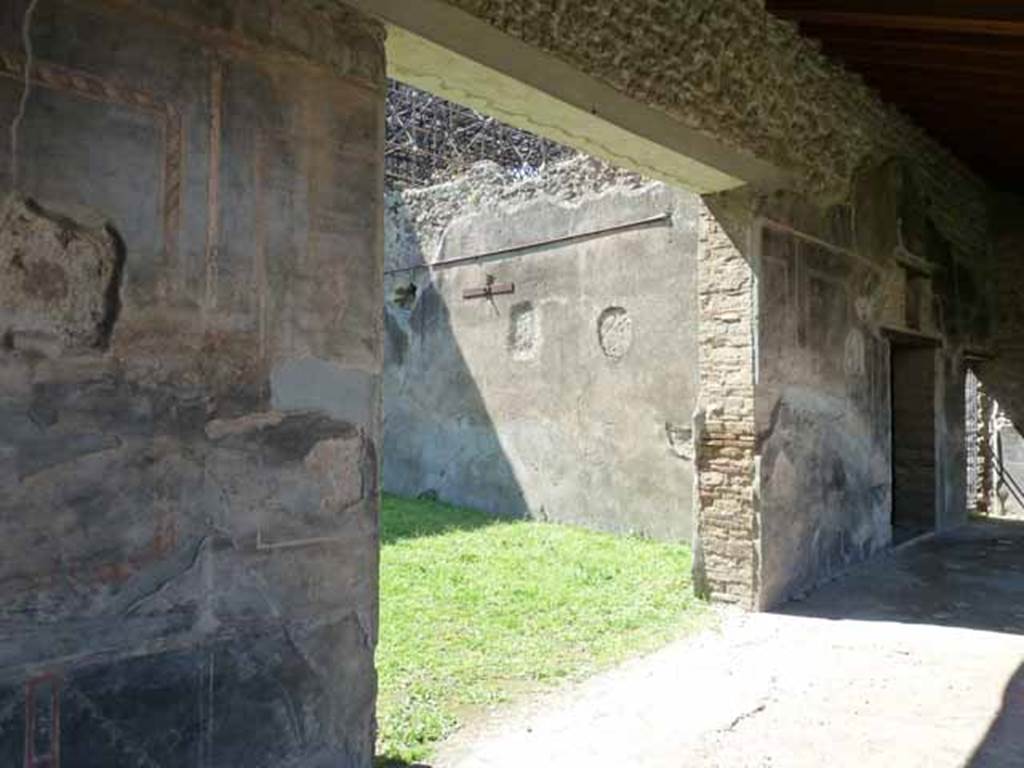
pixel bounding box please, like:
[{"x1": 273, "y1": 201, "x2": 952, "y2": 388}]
[
  {"x1": 693, "y1": 203, "x2": 759, "y2": 608},
  {"x1": 384, "y1": 158, "x2": 698, "y2": 540},
  {"x1": 694, "y1": 153, "x2": 982, "y2": 608},
  {"x1": 0, "y1": 1, "x2": 383, "y2": 764},
  {"x1": 975, "y1": 196, "x2": 1024, "y2": 519},
  {"x1": 0, "y1": 197, "x2": 122, "y2": 353}
]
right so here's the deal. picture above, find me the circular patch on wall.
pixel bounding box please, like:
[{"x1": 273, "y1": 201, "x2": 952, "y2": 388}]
[{"x1": 597, "y1": 307, "x2": 632, "y2": 359}]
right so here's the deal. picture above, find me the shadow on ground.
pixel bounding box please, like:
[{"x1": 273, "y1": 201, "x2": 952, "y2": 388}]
[
  {"x1": 968, "y1": 662, "x2": 1024, "y2": 767},
  {"x1": 779, "y1": 519, "x2": 1024, "y2": 635},
  {"x1": 379, "y1": 494, "x2": 509, "y2": 545},
  {"x1": 374, "y1": 759, "x2": 433, "y2": 768}
]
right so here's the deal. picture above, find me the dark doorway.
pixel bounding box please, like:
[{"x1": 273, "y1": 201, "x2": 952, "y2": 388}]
[{"x1": 890, "y1": 340, "x2": 938, "y2": 544}]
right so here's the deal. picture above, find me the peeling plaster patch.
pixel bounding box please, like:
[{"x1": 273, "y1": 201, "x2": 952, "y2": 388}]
[
  {"x1": 843, "y1": 329, "x2": 866, "y2": 378},
  {"x1": 270, "y1": 358, "x2": 376, "y2": 429},
  {"x1": 666, "y1": 423, "x2": 694, "y2": 461},
  {"x1": 304, "y1": 436, "x2": 364, "y2": 513},
  {"x1": 598, "y1": 306, "x2": 632, "y2": 359},
  {"x1": 385, "y1": 157, "x2": 652, "y2": 268},
  {"x1": 0, "y1": 198, "x2": 123, "y2": 353},
  {"x1": 205, "y1": 411, "x2": 286, "y2": 440},
  {"x1": 8, "y1": 0, "x2": 40, "y2": 191},
  {"x1": 508, "y1": 302, "x2": 538, "y2": 361}
]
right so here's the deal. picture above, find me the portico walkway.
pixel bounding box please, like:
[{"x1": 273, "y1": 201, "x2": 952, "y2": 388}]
[{"x1": 434, "y1": 521, "x2": 1024, "y2": 768}]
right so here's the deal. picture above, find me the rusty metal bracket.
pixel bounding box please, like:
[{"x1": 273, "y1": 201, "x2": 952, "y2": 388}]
[
  {"x1": 463, "y1": 282, "x2": 515, "y2": 300},
  {"x1": 384, "y1": 212, "x2": 673, "y2": 276}
]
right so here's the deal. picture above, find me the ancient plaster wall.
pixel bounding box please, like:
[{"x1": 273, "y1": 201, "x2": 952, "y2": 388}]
[
  {"x1": 0, "y1": 1, "x2": 383, "y2": 764},
  {"x1": 698, "y1": 157, "x2": 981, "y2": 608},
  {"x1": 384, "y1": 159, "x2": 699, "y2": 540},
  {"x1": 754, "y1": 215, "x2": 892, "y2": 606},
  {"x1": 358, "y1": 0, "x2": 1000, "y2": 611}
]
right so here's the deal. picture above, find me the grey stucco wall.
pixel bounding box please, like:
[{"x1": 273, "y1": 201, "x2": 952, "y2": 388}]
[
  {"x1": 0, "y1": 2, "x2": 383, "y2": 765},
  {"x1": 754, "y1": 219, "x2": 893, "y2": 605},
  {"x1": 383, "y1": 160, "x2": 699, "y2": 540},
  {"x1": 714, "y1": 158, "x2": 981, "y2": 607}
]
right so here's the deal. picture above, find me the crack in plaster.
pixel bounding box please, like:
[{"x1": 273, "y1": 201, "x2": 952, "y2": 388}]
[
  {"x1": 121, "y1": 536, "x2": 211, "y2": 618},
  {"x1": 8, "y1": 0, "x2": 39, "y2": 192}
]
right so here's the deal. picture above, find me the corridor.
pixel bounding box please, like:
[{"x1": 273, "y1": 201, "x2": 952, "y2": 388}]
[{"x1": 435, "y1": 522, "x2": 1024, "y2": 768}]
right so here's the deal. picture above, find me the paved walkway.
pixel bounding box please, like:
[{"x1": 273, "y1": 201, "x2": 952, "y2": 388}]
[{"x1": 434, "y1": 521, "x2": 1024, "y2": 768}]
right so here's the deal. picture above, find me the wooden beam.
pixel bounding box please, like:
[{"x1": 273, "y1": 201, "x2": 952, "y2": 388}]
[
  {"x1": 830, "y1": 52, "x2": 1024, "y2": 78},
  {"x1": 895, "y1": 111, "x2": 1024, "y2": 129},
  {"x1": 799, "y1": 26, "x2": 1024, "y2": 51},
  {"x1": 769, "y1": 1, "x2": 1024, "y2": 21},
  {"x1": 870, "y1": 76, "x2": 1024, "y2": 98},
  {"x1": 884, "y1": 99, "x2": 1024, "y2": 120},
  {"x1": 814, "y1": 38, "x2": 1024, "y2": 74},
  {"x1": 810, "y1": 34, "x2": 1024, "y2": 61},
  {"x1": 770, "y1": 10, "x2": 1024, "y2": 38},
  {"x1": 889, "y1": 102, "x2": 1024, "y2": 122},
  {"x1": 868, "y1": 81, "x2": 1024, "y2": 104},
  {"x1": 847, "y1": 66, "x2": 1024, "y2": 94}
]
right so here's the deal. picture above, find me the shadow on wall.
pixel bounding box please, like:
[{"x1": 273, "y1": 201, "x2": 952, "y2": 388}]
[
  {"x1": 382, "y1": 201, "x2": 528, "y2": 518},
  {"x1": 968, "y1": 662, "x2": 1024, "y2": 767}
]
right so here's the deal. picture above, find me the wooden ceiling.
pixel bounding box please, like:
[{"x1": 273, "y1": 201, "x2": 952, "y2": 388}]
[{"x1": 766, "y1": 1, "x2": 1024, "y2": 189}]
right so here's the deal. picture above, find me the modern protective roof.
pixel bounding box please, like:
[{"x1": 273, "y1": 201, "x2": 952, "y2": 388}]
[{"x1": 767, "y1": 0, "x2": 1024, "y2": 188}]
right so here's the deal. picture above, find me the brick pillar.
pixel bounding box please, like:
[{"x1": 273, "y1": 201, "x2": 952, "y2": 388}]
[
  {"x1": 967, "y1": 369, "x2": 994, "y2": 515},
  {"x1": 977, "y1": 380, "x2": 994, "y2": 514},
  {"x1": 694, "y1": 203, "x2": 761, "y2": 608}
]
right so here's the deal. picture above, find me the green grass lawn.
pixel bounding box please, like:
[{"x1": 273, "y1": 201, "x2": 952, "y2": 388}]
[{"x1": 375, "y1": 494, "x2": 711, "y2": 764}]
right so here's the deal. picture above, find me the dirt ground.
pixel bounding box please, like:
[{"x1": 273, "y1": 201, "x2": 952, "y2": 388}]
[{"x1": 433, "y1": 521, "x2": 1024, "y2": 768}]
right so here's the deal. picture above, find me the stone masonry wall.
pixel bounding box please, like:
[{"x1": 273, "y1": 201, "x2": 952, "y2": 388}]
[
  {"x1": 423, "y1": 0, "x2": 996, "y2": 611},
  {"x1": 385, "y1": 158, "x2": 700, "y2": 541},
  {"x1": 386, "y1": 157, "x2": 646, "y2": 272},
  {"x1": 437, "y1": 0, "x2": 989, "y2": 260},
  {"x1": 708, "y1": 156, "x2": 981, "y2": 608},
  {"x1": 978, "y1": 197, "x2": 1024, "y2": 519},
  {"x1": 0, "y1": 2, "x2": 384, "y2": 765},
  {"x1": 694, "y1": 204, "x2": 759, "y2": 608}
]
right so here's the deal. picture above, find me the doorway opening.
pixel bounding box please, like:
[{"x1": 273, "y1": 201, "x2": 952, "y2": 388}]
[
  {"x1": 890, "y1": 338, "x2": 938, "y2": 544},
  {"x1": 965, "y1": 365, "x2": 1024, "y2": 519},
  {"x1": 377, "y1": 79, "x2": 709, "y2": 765},
  {"x1": 965, "y1": 366, "x2": 990, "y2": 516}
]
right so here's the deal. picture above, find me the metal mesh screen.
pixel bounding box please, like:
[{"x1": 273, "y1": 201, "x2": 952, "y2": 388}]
[{"x1": 385, "y1": 80, "x2": 576, "y2": 189}]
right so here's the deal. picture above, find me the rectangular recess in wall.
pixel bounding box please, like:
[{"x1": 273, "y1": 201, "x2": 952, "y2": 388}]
[
  {"x1": 24, "y1": 675, "x2": 59, "y2": 768},
  {"x1": 889, "y1": 335, "x2": 939, "y2": 545}
]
